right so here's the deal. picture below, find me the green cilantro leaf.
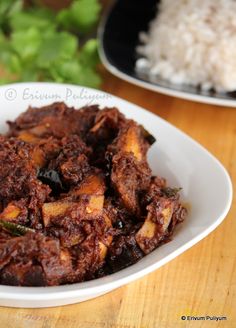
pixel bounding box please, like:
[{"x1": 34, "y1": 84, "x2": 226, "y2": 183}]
[
  {"x1": 50, "y1": 58, "x2": 101, "y2": 87},
  {"x1": 79, "y1": 39, "x2": 100, "y2": 68},
  {"x1": 0, "y1": 0, "x2": 102, "y2": 88},
  {"x1": 57, "y1": 0, "x2": 101, "y2": 33},
  {"x1": 0, "y1": 0, "x2": 22, "y2": 32},
  {"x1": 36, "y1": 31, "x2": 78, "y2": 69},
  {"x1": 11, "y1": 27, "x2": 42, "y2": 61},
  {"x1": 9, "y1": 7, "x2": 55, "y2": 31}
]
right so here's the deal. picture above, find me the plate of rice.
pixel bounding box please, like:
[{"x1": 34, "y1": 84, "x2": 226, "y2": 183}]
[{"x1": 99, "y1": 0, "x2": 236, "y2": 107}]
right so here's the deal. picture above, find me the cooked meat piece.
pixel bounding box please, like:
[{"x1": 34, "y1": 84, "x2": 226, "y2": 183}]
[
  {"x1": 8, "y1": 102, "x2": 99, "y2": 139},
  {"x1": 73, "y1": 234, "x2": 105, "y2": 281},
  {"x1": 135, "y1": 177, "x2": 187, "y2": 254},
  {"x1": 43, "y1": 173, "x2": 112, "y2": 250},
  {"x1": 107, "y1": 121, "x2": 153, "y2": 215},
  {"x1": 0, "y1": 136, "x2": 50, "y2": 207},
  {"x1": 71, "y1": 172, "x2": 106, "y2": 197},
  {"x1": 136, "y1": 198, "x2": 175, "y2": 254},
  {"x1": 87, "y1": 107, "x2": 126, "y2": 167},
  {"x1": 108, "y1": 121, "x2": 151, "y2": 161},
  {"x1": 141, "y1": 176, "x2": 167, "y2": 204},
  {"x1": 88, "y1": 107, "x2": 126, "y2": 146},
  {"x1": 111, "y1": 153, "x2": 151, "y2": 215},
  {"x1": 0, "y1": 262, "x2": 46, "y2": 286},
  {"x1": 103, "y1": 197, "x2": 132, "y2": 228},
  {"x1": 0, "y1": 199, "x2": 28, "y2": 226},
  {"x1": 31, "y1": 137, "x2": 62, "y2": 168},
  {"x1": 168, "y1": 203, "x2": 187, "y2": 236},
  {"x1": 105, "y1": 233, "x2": 143, "y2": 273},
  {"x1": 48, "y1": 135, "x2": 91, "y2": 187},
  {"x1": 0, "y1": 233, "x2": 73, "y2": 286}
]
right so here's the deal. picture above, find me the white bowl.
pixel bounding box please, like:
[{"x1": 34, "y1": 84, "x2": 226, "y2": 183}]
[{"x1": 0, "y1": 83, "x2": 232, "y2": 308}]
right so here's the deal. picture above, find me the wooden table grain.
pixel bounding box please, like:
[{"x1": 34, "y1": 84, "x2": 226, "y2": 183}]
[{"x1": 0, "y1": 71, "x2": 235, "y2": 328}]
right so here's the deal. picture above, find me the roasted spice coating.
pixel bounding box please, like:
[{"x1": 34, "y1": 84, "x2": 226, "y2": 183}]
[{"x1": 0, "y1": 102, "x2": 187, "y2": 286}]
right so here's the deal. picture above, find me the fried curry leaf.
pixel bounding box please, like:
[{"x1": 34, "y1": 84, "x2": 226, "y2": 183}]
[
  {"x1": 161, "y1": 187, "x2": 182, "y2": 198},
  {"x1": 140, "y1": 126, "x2": 156, "y2": 145},
  {"x1": 37, "y1": 168, "x2": 65, "y2": 196},
  {"x1": 0, "y1": 220, "x2": 35, "y2": 236}
]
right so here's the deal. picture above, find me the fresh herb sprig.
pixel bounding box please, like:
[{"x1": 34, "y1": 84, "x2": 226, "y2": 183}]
[{"x1": 0, "y1": 0, "x2": 101, "y2": 87}]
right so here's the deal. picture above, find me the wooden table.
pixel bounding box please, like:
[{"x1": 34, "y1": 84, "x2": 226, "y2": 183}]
[{"x1": 0, "y1": 71, "x2": 235, "y2": 328}]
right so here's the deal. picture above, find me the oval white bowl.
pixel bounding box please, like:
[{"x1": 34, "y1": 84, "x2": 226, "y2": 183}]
[{"x1": 0, "y1": 83, "x2": 232, "y2": 308}]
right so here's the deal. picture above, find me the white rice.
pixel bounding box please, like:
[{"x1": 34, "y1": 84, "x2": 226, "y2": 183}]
[{"x1": 136, "y1": 0, "x2": 236, "y2": 92}]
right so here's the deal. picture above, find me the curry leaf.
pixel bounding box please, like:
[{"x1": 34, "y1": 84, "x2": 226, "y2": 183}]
[{"x1": 0, "y1": 220, "x2": 35, "y2": 236}]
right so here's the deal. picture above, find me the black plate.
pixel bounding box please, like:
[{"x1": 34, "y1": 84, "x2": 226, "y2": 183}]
[{"x1": 99, "y1": 0, "x2": 236, "y2": 107}]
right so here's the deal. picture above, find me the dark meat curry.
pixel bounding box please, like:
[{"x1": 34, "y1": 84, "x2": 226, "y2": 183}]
[{"x1": 0, "y1": 103, "x2": 187, "y2": 286}]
